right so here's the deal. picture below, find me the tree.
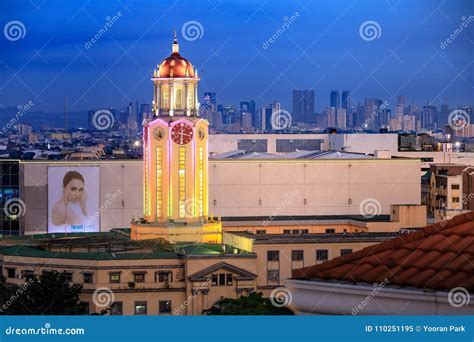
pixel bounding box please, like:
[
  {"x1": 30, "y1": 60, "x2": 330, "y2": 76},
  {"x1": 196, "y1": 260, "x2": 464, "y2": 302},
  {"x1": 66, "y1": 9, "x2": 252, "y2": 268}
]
[
  {"x1": 0, "y1": 271, "x2": 83, "y2": 315},
  {"x1": 204, "y1": 292, "x2": 293, "y2": 315}
]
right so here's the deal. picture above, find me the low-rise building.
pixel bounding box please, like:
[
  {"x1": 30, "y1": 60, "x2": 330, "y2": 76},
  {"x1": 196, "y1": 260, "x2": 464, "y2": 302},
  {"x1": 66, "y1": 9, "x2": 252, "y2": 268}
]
[{"x1": 286, "y1": 211, "x2": 474, "y2": 315}]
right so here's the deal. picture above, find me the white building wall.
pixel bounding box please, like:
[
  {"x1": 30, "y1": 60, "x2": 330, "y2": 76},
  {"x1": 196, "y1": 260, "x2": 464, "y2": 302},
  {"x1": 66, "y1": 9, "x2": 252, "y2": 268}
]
[
  {"x1": 328, "y1": 133, "x2": 399, "y2": 153},
  {"x1": 21, "y1": 158, "x2": 421, "y2": 234}
]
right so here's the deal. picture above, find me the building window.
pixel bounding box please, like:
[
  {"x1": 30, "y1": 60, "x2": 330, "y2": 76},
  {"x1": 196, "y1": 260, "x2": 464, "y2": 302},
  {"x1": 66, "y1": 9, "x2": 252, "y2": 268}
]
[
  {"x1": 110, "y1": 302, "x2": 123, "y2": 315},
  {"x1": 226, "y1": 274, "x2": 233, "y2": 285},
  {"x1": 156, "y1": 271, "x2": 171, "y2": 282},
  {"x1": 316, "y1": 249, "x2": 328, "y2": 261},
  {"x1": 325, "y1": 228, "x2": 336, "y2": 233},
  {"x1": 341, "y1": 249, "x2": 353, "y2": 256},
  {"x1": 211, "y1": 273, "x2": 233, "y2": 286},
  {"x1": 21, "y1": 270, "x2": 34, "y2": 280},
  {"x1": 83, "y1": 272, "x2": 93, "y2": 284},
  {"x1": 175, "y1": 89, "x2": 183, "y2": 109},
  {"x1": 178, "y1": 147, "x2": 186, "y2": 218},
  {"x1": 276, "y1": 139, "x2": 322, "y2": 153},
  {"x1": 292, "y1": 250, "x2": 304, "y2": 261},
  {"x1": 156, "y1": 146, "x2": 163, "y2": 218},
  {"x1": 159, "y1": 300, "x2": 172, "y2": 315},
  {"x1": 267, "y1": 250, "x2": 279, "y2": 261},
  {"x1": 134, "y1": 273, "x2": 146, "y2": 283},
  {"x1": 162, "y1": 90, "x2": 169, "y2": 108},
  {"x1": 63, "y1": 272, "x2": 73, "y2": 282},
  {"x1": 6, "y1": 268, "x2": 16, "y2": 279},
  {"x1": 237, "y1": 139, "x2": 268, "y2": 152},
  {"x1": 135, "y1": 301, "x2": 147, "y2": 315},
  {"x1": 451, "y1": 184, "x2": 460, "y2": 190},
  {"x1": 267, "y1": 270, "x2": 279, "y2": 283},
  {"x1": 188, "y1": 87, "x2": 194, "y2": 108},
  {"x1": 109, "y1": 272, "x2": 121, "y2": 283},
  {"x1": 452, "y1": 197, "x2": 460, "y2": 203}
]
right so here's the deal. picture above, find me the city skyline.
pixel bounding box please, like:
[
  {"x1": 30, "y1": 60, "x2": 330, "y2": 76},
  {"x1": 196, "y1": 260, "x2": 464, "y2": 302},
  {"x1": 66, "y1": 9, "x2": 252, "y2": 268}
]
[{"x1": 0, "y1": 0, "x2": 473, "y2": 115}]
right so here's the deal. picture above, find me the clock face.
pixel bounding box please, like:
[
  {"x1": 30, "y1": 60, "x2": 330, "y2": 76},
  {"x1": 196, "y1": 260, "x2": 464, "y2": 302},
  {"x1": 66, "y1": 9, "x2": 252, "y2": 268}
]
[
  {"x1": 153, "y1": 127, "x2": 164, "y2": 141},
  {"x1": 171, "y1": 122, "x2": 193, "y2": 145}
]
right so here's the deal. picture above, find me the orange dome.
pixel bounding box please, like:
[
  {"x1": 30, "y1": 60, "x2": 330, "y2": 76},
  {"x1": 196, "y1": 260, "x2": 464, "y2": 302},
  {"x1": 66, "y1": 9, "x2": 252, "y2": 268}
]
[{"x1": 157, "y1": 34, "x2": 195, "y2": 78}]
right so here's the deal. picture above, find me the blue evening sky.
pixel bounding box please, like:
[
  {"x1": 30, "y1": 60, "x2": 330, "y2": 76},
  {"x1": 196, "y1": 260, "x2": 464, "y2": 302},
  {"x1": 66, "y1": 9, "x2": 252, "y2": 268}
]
[{"x1": 0, "y1": 0, "x2": 473, "y2": 113}]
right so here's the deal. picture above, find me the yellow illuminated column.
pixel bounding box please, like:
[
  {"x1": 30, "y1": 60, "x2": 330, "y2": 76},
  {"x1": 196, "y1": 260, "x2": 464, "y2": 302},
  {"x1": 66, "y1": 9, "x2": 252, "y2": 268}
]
[
  {"x1": 178, "y1": 146, "x2": 186, "y2": 218},
  {"x1": 156, "y1": 146, "x2": 163, "y2": 220}
]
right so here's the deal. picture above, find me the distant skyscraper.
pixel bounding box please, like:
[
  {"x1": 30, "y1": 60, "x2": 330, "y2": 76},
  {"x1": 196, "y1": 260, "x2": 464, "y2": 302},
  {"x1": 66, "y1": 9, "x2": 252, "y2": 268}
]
[
  {"x1": 261, "y1": 102, "x2": 281, "y2": 131},
  {"x1": 336, "y1": 108, "x2": 347, "y2": 129},
  {"x1": 140, "y1": 103, "x2": 151, "y2": 123},
  {"x1": 342, "y1": 91, "x2": 351, "y2": 127},
  {"x1": 422, "y1": 105, "x2": 438, "y2": 130},
  {"x1": 330, "y1": 90, "x2": 340, "y2": 109},
  {"x1": 204, "y1": 92, "x2": 217, "y2": 107},
  {"x1": 292, "y1": 90, "x2": 315, "y2": 123},
  {"x1": 249, "y1": 100, "x2": 257, "y2": 128},
  {"x1": 325, "y1": 107, "x2": 336, "y2": 128},
  {"x1": 363, "y1": 98, "x2": 383, "y2": 130},
  {"x1": 355, "y1": 103, "x2": 365, "y2": 128}
]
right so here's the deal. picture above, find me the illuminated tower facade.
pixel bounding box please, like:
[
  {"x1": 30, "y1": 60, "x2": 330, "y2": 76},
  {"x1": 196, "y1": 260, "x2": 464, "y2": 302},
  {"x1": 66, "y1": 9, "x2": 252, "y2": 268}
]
[{"x1": 131, "y1": 33, "x2": 221, "y2": 243}]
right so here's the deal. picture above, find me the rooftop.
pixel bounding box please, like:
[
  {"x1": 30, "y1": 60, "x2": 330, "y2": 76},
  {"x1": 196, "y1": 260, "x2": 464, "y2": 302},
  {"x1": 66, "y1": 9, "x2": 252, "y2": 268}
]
[
  {"x1": 211, "y1": 150, "x2": 376, "y2": 160},
  {"x1": 0, "y1": 230, "x2": 253, "y2": 260},
  {"x1": 231, "y1": 231, "x2": 400, "y2": 244},
  {"x1": 292, "y1": 211, "x2": 474, "y2": 291}
]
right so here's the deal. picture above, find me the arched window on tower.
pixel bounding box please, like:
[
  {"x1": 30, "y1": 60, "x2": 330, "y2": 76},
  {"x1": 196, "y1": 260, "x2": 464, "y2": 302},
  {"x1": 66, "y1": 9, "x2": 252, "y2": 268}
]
[
  {"x1": 187, "y1": 86, "x2": 194, "y2": 109},
  {"x1": 162, "y1": 91, "x2": 169, "y2": 109},
  {"x1": 175, "y1": 89, "x2": 183, "y2": 109}
]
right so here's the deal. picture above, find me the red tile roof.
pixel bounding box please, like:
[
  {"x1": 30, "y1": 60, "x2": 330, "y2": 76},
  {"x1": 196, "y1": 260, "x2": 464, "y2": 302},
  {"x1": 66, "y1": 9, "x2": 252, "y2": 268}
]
[{"x1": 292, "y1": 211, "x2": 474, "y2": 291}]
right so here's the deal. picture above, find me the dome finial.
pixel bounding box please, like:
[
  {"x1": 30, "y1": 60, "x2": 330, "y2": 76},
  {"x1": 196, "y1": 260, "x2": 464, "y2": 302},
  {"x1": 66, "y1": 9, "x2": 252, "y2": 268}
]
[{"x1": 172, "y1": 30, "x2": 179, "y2": 54}]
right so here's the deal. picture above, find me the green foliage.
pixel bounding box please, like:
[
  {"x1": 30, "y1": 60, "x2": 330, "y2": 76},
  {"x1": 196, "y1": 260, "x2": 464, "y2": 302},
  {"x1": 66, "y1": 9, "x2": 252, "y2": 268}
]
[
  {"x1": 205, "y1": 292, "x2": 294, "y2": 315},
  {"x1": 0, "y1": 271, "x2": 83, "y2": 315}
]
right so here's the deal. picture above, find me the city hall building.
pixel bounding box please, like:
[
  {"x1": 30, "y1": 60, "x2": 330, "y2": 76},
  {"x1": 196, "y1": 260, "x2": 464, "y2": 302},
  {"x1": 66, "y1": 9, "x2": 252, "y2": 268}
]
[{"x1": 0, "y1": 35, "x2": 427, "y2": 315}]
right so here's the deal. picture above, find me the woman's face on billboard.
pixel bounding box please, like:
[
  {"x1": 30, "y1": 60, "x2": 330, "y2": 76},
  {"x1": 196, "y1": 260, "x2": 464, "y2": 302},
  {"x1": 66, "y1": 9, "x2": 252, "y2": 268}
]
[{"x1": 64, "y1": 179, "x2": 84, "y2": 203}]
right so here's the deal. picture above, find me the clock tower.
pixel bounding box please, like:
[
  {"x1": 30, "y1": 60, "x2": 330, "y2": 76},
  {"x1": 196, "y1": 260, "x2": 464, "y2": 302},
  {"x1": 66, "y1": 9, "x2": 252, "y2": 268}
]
[{"x1": 131, "y1": 33, "x2": 222, "y2": 243}]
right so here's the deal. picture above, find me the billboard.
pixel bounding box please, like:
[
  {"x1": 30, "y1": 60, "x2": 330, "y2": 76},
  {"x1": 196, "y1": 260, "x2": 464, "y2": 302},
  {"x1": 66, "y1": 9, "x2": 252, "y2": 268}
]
[{"x1": 48, "y1": 167, "x2": 100, "y2": 233}]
